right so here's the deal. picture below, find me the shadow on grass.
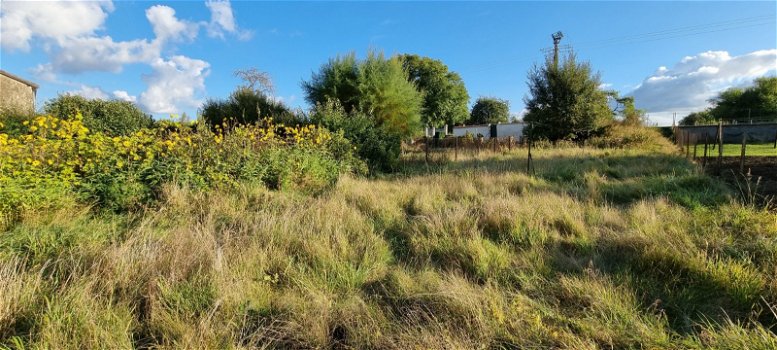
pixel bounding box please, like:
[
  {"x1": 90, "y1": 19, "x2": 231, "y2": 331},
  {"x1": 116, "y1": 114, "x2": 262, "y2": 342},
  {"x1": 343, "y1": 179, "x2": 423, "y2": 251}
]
[
  {"x1": 546, "y1": 235, "x2": 775, "y2": 336},
  {"x1": 391, "y1": 151, "x2": 731, "y2": 209}
]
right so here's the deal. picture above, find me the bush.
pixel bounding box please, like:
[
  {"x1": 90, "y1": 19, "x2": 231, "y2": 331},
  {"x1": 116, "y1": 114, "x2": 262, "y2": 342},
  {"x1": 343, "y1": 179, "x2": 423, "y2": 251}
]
[
  {"x1": 42, "y1": 95, "x2": 154, "y2": 136},
  {"x1": 588, "y1": 125, "x2": 675, "y2": 152},
  {"x1": 0, "y1": 114, "x2": 362, "y2": 215},
  {"x1": 311, "y1": 101, "x2": 401, "y2": 172},
  {"x1": 200, "y1": 87, "x2": 301, "y2": 128}
]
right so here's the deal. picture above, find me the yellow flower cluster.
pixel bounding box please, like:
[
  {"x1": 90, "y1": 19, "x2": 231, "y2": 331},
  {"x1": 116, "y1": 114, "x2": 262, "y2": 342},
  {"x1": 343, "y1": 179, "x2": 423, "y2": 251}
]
[{"x1": 0, "y1": 115, "x2": 336, "y2": 190}]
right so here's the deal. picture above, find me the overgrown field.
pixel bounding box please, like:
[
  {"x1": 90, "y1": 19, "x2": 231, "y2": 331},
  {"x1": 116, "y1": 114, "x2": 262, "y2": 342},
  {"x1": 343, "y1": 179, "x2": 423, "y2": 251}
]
[{"x1": 2, "y1": 143, "x2": 776, "y2": 349}]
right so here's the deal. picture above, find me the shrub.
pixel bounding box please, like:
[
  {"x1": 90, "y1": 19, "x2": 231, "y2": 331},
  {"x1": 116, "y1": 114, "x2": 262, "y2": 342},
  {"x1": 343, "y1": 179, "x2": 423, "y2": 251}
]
[
  {"x1": 311, "y1": 101, "x2": 401, "y2": 172},
  {"x1": 42, "y1": 95, "x2": 154, "y2": 136},
  {"x1": 200, "y1": 87, "x2": 301, "y2": 128},
  {"x1": 588, "y1": 124, "x2": 675, "y2": 152},
  {"x1": 0, "y1": 114, "x2": 362, "y2": 215}
]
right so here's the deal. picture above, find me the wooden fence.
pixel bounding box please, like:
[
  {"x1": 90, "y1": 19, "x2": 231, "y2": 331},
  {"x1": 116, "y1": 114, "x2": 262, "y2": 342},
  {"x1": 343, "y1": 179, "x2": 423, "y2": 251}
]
[{"x1": 674, "y1": 122, "x2": 777, "y2": 173}]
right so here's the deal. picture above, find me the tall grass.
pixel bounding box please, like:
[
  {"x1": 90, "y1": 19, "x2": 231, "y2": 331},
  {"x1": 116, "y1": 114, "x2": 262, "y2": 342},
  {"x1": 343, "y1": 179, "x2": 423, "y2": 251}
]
[{"x1": 1, "y1": 147, "x2": 776, "y2": 348}]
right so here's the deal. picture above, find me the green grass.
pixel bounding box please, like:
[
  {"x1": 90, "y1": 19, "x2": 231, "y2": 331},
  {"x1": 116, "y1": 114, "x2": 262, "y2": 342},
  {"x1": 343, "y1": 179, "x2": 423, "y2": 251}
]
[
  {"x1": 695, "y1": 143, "x2": 777, "y2": 157},
  {"x1": 1, "y1": 147, "x2": 776, "y2": 349}
]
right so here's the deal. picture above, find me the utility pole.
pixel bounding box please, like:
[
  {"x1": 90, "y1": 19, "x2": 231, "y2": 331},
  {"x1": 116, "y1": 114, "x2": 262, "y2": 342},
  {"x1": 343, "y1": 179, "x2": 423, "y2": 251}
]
[{"x1": 552, "y1": 31, "x2": 564, "y2": 70}]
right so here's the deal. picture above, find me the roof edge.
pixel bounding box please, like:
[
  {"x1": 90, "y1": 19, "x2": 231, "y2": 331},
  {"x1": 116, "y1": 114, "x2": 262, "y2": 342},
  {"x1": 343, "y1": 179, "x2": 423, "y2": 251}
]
[{"x1": 0, "y1": 70, "x2": 39, "y2": 90}]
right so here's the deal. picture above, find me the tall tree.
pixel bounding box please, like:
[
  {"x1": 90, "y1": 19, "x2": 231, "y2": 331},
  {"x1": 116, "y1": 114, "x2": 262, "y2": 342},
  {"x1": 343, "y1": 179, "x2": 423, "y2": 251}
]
[
  {"x1": 302, "y1": 51, "x2": 423, "y2": 139},
  {"x1": 679, "y1": 111, "x2": 714, "y2": 126},
  {"x1": 679, "y1": 77, "x2": 777, "y2": 125},
  {"x1": 708, "y1": 76, "x2": 777, "y2": 122},
  {"x1": 397, "y1": 54, "x2": 470, "y2": 127},
  {"x1": 523, "y1": 52, "x2": 612, "y2": 141},
  {"x1": 614, "y1": 96, "x2": 647, "y2": 126},
  {"x1": 468, "y1": 97, "x2": 509, "y2": 125}
]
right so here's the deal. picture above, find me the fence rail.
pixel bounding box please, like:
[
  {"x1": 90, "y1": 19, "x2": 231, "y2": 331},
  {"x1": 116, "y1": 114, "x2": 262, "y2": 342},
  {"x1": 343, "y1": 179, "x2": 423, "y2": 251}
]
[{"x1": 674, "y1": 122, "x2": 777, "y2": 173}]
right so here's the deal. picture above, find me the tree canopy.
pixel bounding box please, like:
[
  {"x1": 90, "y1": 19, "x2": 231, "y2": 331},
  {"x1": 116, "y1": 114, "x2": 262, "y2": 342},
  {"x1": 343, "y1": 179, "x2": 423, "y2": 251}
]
[
  {"x1": 679, "y1": 77, "x2": 777, "y2": 125},
  {"x1": 614, "y1": 96, "x2": 647, "y2": 126},
  {"x1": 302, "y1": 51, "x2": 423, "y2": 139},
  {"x1": 397, "y1": 54, "x2": 469, "y2": 127},
  {"x1": 523, "y1": 52, "x2": 612, "y2": 141},
  {"x1": 468, "y1": 97, "x2": 509, "y2": 125}
]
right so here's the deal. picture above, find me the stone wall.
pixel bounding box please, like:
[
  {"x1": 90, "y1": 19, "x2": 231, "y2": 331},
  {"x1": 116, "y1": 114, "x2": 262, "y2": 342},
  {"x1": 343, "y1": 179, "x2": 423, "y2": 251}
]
[{"x1": 0, "y1": 73, "x2": 36, "y2": 115}]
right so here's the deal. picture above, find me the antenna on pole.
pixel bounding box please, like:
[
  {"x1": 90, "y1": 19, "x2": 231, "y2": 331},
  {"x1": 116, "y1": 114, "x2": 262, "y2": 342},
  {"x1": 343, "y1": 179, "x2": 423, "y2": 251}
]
[{"x1": 552, "y1": 31, "x2": 564, "y2": 69}]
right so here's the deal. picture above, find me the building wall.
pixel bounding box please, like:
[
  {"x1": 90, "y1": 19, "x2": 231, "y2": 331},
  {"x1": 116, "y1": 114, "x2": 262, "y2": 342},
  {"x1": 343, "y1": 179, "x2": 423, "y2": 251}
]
[
  {"x1": 452, "y1": 125, "x2": 491, "y2": 137},
  {"x1": 0, "y1": 74, "x2": 36, "y2": 115},
  {"x1": 451, "y1": 123, "x2": 525, "y2": 140},
  {"x1": 495, "y1": 123, "x2": 524, "y2": 140}
]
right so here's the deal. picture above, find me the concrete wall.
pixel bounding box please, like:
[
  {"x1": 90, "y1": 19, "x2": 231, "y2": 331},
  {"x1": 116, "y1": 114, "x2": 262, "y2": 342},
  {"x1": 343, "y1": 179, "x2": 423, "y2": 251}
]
[
  {"x1": 452, "y1": 125, "x2": 490, "y2": 137},
  {"x1": 0, "y1": 74, "x2": 36, "y2": 115},
  {"x1": 450, "y1": 123, "x2": 525, "y2": 140},
  {"x1": 495, "y1": 123, "x2": 524, "y2": 140}
]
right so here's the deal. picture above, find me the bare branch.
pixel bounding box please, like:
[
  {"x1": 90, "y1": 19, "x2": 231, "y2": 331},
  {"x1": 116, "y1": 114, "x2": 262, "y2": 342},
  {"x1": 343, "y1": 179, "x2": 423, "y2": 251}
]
[{"x1": 234, "y1": 68, "x2": 274, "y2": 95}]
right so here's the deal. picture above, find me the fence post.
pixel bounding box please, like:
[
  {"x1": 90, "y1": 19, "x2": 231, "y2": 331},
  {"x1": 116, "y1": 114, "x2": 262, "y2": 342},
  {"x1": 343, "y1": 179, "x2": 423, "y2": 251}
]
[
  {"x1": 739, "y1": 132, "x2": 747, "y2": 174},
  {"x1": 425, "y1": 136, "x2": 429, "y2": 164},
  {"x1": 702, "y1": 133, "x2": 708, "y2": 170},
  {"x1": 717, "y1": 121, "x2": 723, "y2": 173},
  {"x1": 685, "y1": 132, "x2": 690, "y2": 159},
  {"x1": 526, "y1": 124, "x2": 534, "y2": 176},
  {"x1": 454, "y1": 136, "x2": 459, "y2": 161},
  {"x1": 693, "y1": 134, "x2": 698, "y2": 160}
]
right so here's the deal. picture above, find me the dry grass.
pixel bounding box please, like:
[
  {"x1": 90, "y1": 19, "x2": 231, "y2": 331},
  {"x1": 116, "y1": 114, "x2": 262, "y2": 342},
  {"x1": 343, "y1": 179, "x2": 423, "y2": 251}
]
[{"x1": 1, "y1": 146, "x2": 776, "y2": 349}]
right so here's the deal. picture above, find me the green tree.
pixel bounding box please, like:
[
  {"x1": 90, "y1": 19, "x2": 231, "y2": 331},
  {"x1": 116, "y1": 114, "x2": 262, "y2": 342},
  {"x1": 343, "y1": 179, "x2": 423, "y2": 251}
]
[
  {"x1": 523, "y1": 52, "x2": 612, "y2": 141},
  {"x1": 310, "y1": 101, "x2": 401, "y2": 172},
  {"x1": 468, "y1": 97, "x2": 509, "y2": 125},
  {"x1": 679, "y1": 110, "x2": 714, "y2": 126},
  {"x1": 397, "y1": 54, "x2": 469, "y2": 127},
  {"x1": 302, "y1": 51, "x2": 423, "y2": 139},
  {"x1": 614, "y1": 96, "x2": 647, "y2": 126},
  {"x1": 708, "y1": 76, "x2": 777, "y2": 122},
  {"x1": 678, "y1": 77, "x2": 777, "y2": 125},
  {"x1": 43, "y1": 95, "x2": 154, "y2": 136}
]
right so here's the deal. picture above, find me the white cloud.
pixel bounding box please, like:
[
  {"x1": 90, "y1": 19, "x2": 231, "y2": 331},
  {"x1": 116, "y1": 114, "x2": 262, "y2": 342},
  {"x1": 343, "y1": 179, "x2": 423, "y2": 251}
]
[
  {"x1": 68, "y1": 84, "x2": 110, "y2": 99},
  {"x1": 145, "y1": 5, "x2": 199, "y2": 42},
  {"x1": 113, "y1": 90, "x2": 137, "y2": 103},
  {"x1": 205, "y1": 0, "x2": 252, "y2": 40},
  {"x1": 630, "y1": 50, "x2": 777, "y2": 120},
  {"x1": 0, "y1": 1, "x2": 114, "y2": 51},
  {"x1": 4, "y1": 1, "x2": 249, "y2": 115},
  {"x1": 52, "y1": 36, "x2": 160, "y2": 74},
  {"x1": 30, "y1": 63, "x2": 58, "y2": 83},
  {"x1": 139, "y1": 56, "x2": 210, "y2": 114}
]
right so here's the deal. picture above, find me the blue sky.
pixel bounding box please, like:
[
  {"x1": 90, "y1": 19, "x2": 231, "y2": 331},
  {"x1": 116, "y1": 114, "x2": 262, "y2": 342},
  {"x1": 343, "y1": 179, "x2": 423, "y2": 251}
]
[{"x1": 1, "y1": 1, "x2": 775, "y2": 126}]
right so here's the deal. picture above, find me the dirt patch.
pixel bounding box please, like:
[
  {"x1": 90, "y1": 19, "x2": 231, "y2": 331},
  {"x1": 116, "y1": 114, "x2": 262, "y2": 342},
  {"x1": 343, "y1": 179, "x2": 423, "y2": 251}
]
[{"x1": 706, "y1": 156, "x2": 777, "y2": 208}]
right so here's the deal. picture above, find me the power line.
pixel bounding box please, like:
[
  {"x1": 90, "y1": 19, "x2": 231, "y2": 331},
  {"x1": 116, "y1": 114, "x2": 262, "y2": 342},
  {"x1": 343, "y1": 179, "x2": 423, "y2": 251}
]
[
  {"x1": 459, "y1": 15, "x2": 775, "y2": 73},
  {"x1": 574, "y1": 15, "x2": 774, "y2": 48},
  {"x1": 575, "y1": 19, "x2": 775, "y2": 50}
]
